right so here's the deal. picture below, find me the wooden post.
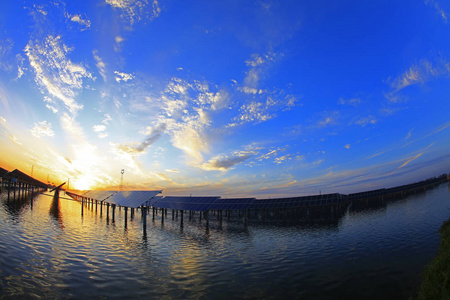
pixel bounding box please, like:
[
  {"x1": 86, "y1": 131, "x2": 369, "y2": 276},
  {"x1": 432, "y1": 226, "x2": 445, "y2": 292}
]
[
  {"x1": 180, "y1": 210, "x2": 184, "y2": 227},
  {"x1": 107, "y1": 203, "x2": 110, "y2": 219}
]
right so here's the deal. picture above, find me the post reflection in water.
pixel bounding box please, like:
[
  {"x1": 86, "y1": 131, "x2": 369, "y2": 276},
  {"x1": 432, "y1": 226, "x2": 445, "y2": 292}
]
[
  {"x1": 49, "y1": 190, "x2": 64, "y2": 230},
  {"x1": 0, "y1": 183, "x2": 449, "y2": 299}
]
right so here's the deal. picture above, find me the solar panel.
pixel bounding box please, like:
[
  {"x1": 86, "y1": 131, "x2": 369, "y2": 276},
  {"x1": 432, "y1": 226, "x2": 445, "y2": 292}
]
[
  {"x1": 153, "y1": 196, "x2": 220, "y2": 212},
  {"x1": 82, "y1": 190, "x2": 117, "y2": 201},
  {"x1": 208, "y1": 198, "x2": 255, "y2": 210},
  {"x1": 104, "y1": 190, "x2": 162, "y2": 208}
]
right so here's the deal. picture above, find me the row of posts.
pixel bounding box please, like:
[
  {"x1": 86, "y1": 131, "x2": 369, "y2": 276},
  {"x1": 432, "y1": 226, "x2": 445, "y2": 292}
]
[
  {"x1": 71, "y1": 194, "x2": 251, "y2": 235},
  {"x1": 0, "y1": 179, "x2": 47, "y2": 203}
]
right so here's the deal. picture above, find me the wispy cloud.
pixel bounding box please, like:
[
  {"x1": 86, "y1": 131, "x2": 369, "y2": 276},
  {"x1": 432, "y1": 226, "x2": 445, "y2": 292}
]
[
  {"x1": 354, "y1": 116, "x2": 377, "y2": 126},
  {"x1": 398, "y1": 153, "x2": 423, "y2": 169},
  {"x1": 405, "y1": 129, "x2": 413, "y2": 140},
  {"x1": 93, "y1": 50, "x2": 107, "y2": 82},
  {"x1": 9, "y1": 134, "x2": 21, "y2": 145},
  {"x1": 102, "y1": 114, "x2": 112, "y2": 125},
  {"x1": 114, "y1": 122, "x2": 166, "y2": 155},
  {"x1": 386, "y1": 57, "x2": 450, "y2": 102},
  {"x1": 31, "y1": 121, "x2": 54, "y2": 137},
  {"x1": 425, "y1": 0, "x2": 448, "y2": 22},
  {"x1": 316, "y1": 111, "x2": 339, "y2": 128},
  {"x1": 240, "y1": 52, "x2": 277, "y2": 94},
  {"x1": 105, "y1": 0, "x2": 161, "y2": 25},
  {"x1": 338, "y1": 97, "x2": 361, "y2": 106},
  {"x1": 200, "y1": 150, "x2": 257, "y2": 171},
  {"x1": 0, "y1": 38, "x2": 14, "y2": 71},
  {"x1": 24, "y1": 35, "x2": 92, "y2": 114}
]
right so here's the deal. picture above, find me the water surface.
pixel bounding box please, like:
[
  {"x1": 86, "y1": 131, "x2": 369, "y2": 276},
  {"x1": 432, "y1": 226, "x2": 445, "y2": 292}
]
[{"x1": 1, "y1": 184, "x2": 449, "y2": 299}]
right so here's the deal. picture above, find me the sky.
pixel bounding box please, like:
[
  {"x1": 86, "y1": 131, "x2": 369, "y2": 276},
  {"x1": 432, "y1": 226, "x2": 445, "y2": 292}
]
[{"x1": 0, "y1": 0, "x2": 449, "y2": 197}]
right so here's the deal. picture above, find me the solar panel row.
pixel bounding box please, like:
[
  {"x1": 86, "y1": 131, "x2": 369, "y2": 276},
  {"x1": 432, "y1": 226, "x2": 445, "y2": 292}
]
[
  {"x1": 105, "y1": 190, "x2": 162, "y2": 208},
  {"x1": 69, "y1": 176, "x2": 444, "y2": 212},
  {"x1": 153, "y1": 196, "x2": 220, "y2": 212}
]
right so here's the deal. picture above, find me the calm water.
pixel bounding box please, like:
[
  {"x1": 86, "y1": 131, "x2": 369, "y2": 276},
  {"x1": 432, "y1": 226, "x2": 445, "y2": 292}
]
[{"x1": 1, "y1": 184, "x2": 450, "y2": 299}]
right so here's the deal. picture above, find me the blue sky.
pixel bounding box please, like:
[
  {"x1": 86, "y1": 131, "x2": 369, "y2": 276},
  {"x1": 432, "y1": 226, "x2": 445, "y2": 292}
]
[{"x1": 0, "y1": 0, "x2": 449, "y2": 197}]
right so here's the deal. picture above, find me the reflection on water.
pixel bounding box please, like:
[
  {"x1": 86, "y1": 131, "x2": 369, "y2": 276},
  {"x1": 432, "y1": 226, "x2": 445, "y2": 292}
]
[
  {"x1": 0, "y1": 184, "x2": 449, "y2": 299},
  {"x1": 49, "y1": 190, "x2": 64, "y2": 230}
]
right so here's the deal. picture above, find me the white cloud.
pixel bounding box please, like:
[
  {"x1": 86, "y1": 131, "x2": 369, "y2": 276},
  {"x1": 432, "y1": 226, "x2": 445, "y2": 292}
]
[
  {"x1": 93, "y1": 125, "x2": 107, "y2": 132},
  {"x1": 67, "y1": 13, "x2": 91, "y2": 30},
  {"x1": 93, "y1": 50, "x2": 107, "y2": 82},
  {"x1": 256, "y1": 147, "x2": 287, "y2": 161},
  {"x1": 105, "y1": 0, "x2": 161, "y2": 25},
  {"x1": 46, "y1": 104, "x2": 58, "y2": 113},
  {"x1": 24, "y1": 35, "x2": 92, "y2": 114},
  {"x1": 274, "y1": 155, "x2": 292, "y2": 164},
  {"x1": 229, "y1": 99, "x2": 276, "y2": 127},
  {"x1": 31, "y1": 121, "x2": 54, "y2": 137},
  {"x1": 114, "y1": 70, "x2": 134, "y2": 82}
]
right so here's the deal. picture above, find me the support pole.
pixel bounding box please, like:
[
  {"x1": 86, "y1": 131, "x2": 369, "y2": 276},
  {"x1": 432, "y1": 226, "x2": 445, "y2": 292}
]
[
  {"x1": 124, "y1": 207, "x2": 128, "y2": 228},
  {"x1": 112, "y1": 204, "x2": 116, "y2": 223},
  {"x1": 142, "y1": 206, "x2": 147, "y2": 234}
]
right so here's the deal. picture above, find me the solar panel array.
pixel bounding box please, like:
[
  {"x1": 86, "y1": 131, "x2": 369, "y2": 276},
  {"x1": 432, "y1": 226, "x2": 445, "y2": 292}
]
[
  {"x1": 347, "y1": 188, "x2": 386, "y2": 200},
  {"x1": 104, "y1": 190, "x2": 162, "y2": 208},
  {"x1": 83, "y1": 190, "x2": 117, "y2": 201},
  {"x1": 153, "y1": 196, "x2": 220, "y2": 212},
  {"x1": 208, "y1": 198, "x2": 255, "y2": 210},
  {"x1": 249, "y1": 193, "x2": 341, "y2": 209}
]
